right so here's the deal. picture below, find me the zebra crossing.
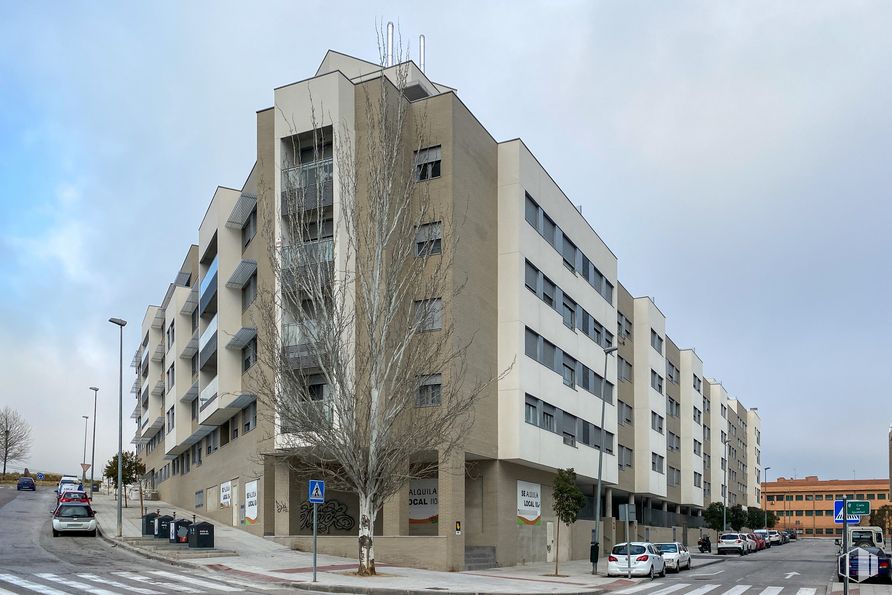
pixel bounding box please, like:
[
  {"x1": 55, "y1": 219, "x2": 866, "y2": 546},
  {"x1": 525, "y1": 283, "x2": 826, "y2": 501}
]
[
  {"x1": 612, "y1": 583, "x2": 819, "y2": 595},
  {"x1": 0, "y1": 570, "x2": 280, "y2": 594}
]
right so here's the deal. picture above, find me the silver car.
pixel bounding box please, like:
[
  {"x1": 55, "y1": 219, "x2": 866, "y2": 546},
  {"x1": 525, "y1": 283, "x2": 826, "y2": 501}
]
[
  {"x1": 717, "y1": 532, "x2": 748, "y2": 555},
  {"x1": 607, "y1": 542, "x2": 667, "y2": 578},
  {"x1": 52, "y1": 503, "x2": 97, "y2": 537}
]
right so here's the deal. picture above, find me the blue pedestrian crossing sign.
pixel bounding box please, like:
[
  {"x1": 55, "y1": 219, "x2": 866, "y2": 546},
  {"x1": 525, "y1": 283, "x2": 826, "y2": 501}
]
[
  {"x1": 308, "y1": 480, "x2": 325, "y2": 504},
  {"x1": 834, "y1": 499, "x2": 861, "y2": 524}
]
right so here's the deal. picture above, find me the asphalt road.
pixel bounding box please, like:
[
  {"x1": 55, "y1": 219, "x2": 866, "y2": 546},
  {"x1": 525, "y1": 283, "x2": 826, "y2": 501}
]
[
  {"x1": 0, "y1": 486, "x2": 331, "y2": 594},
  {"x1": 619, "y1": 539, "x2": 840, "y2": 595}
]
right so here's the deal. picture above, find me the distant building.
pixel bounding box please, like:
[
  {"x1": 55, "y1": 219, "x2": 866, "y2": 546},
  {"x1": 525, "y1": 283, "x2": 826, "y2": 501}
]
[{"x1": 762, "y1": 476, "x2": 890, "y2": 537}]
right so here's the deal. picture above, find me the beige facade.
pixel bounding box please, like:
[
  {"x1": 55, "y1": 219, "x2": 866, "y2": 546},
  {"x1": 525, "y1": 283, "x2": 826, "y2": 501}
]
[{"x1": 131, "y1": 49, "x2": 764, "y2": 571}]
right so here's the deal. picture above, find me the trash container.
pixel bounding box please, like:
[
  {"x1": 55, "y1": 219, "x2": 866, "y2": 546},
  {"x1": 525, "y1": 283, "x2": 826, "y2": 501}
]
[
  {"x1": 170, "y1": 519, "x2": 193, "y2": 544},
  {"x1": 154, "y1": 514, "x2": 174, "y2": 539},
  {"x1": 188, "y1": 521, "x2": 214, "y2": 549},
  {"x1": 142, "y1": 512, "x2": 158, "y2": 536}
]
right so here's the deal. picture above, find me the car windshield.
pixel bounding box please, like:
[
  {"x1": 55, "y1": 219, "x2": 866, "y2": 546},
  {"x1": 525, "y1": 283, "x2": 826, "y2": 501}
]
[
  {"x1": 57, "y1": 505, "x2": 92, "y2": 518},
  {"x1": 612, "y1": 544, "x2": 646, "y2": 555},
  {"x1": 657, "y1": 544, "x2": 678, "y2": 553},
  {"x1": 721, "y1": 534, "x2": 740, "y2": 540}
]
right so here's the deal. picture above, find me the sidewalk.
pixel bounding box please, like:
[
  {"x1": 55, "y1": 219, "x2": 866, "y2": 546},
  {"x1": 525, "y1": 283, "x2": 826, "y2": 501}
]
[{"x1": 91, "y1": 492, "x2": 721, "y2": 594}]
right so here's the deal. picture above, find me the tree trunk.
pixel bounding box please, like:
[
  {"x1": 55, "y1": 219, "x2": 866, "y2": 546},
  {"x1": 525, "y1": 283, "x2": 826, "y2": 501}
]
[
  {"x1": 357, "y1": 494, "x2": 377, "y2": 576},
  {"x1": 554, "y1": 522, "x2": 560, "y2": 576}
]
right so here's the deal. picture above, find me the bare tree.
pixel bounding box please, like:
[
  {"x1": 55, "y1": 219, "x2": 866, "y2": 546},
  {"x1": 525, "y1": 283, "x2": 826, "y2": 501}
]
[
  {"x1": 249, "y1": 43, "x2": 507, "y2": 575},
  {"x1": 0, "y1": 407, "x2": 32, "y2": 477}
]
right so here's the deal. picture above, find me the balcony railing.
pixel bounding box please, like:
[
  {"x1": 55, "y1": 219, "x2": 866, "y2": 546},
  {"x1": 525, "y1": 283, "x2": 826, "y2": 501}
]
[
  {"x1": 283, "y1": 320, "x2": 320, "y2": 347},
  {"x1": 281, "y1": 159, "x2": 334, "y2": 215},
  {"x1": 199, "y1": 376, "x2": 218, "y2": 411},
  {"x1": 282, "y1": 239, "x2": 334, "y2": 270},
  {"x1": 200, "y1": 256, "x2": 218, "y2": 297},
  {"x1": 282, "y1": 399, "x2": 332, "y2": 431},
  {"x1": 199, "y1": 315, "x2": 218, "y2": 353}
]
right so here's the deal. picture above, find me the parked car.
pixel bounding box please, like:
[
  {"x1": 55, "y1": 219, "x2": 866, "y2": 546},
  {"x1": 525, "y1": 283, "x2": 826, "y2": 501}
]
[
  {"x1": 58, "y1": 490, "x2": 90, "y2": 504},
  {"x1": 718, "y1": 532, "x2": 749, "y2": 556},
  {"x1": 607, "y1": 542, "x2": 667, "y2": 578},
  {"x1": 52, "y1": 503, "x2": 97, "y2": 537},
  {"x1": 16, "y1": 477, "x2": 36, "y2": 491},
  {"x1": 56, "y1": 477, "x2": 81, "y2": 496},
  {"x1": 781, "y1": 531, "x2": 791, "y2": 543},
  {"x1": 838, "y1": 546, "x2": 892, "y2": 583},
  {"x1": 749, "y1": 533, "x2": 767, "y2": 551},
  {"x1": 767, "y1": 530, "x2": 783, "y2": 545},
  {"x1": 785, "y1": 529, "x2": 798, "y2": 541},
  {"x1": 754, "y1": 529, "x2": 772, "y2": 548},
  {"x1": 655, "y1": 542, "x2": 692, "y2": 572},
  {"x1": 744, "y1": 533, "x2": 759, "y2": 553}
]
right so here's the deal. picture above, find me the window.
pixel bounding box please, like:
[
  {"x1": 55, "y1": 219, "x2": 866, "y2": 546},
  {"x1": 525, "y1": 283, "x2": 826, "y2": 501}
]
[
  {"x1": 618, "y1": 356, "x2": 632, "y2": 382},
  {"x1": 561, "y1": 294, "x2": 576, "y2": 329},
  {"x1": 414, "y1": 298, "x2": 443, "y2": 331},
  {"x1": 219, "y1": 419, "x2": 231, "y2": 447},
  {"x1": 231, "y1": 413, "x2": 240, "y2": 440},
  {"x1": 667, "y1": 431, "x2": 680, "y2": 451},
  {"x1": 524, "y1": 193, "x2": 539, "y2": 228},
  {"x1": 618, "y1": 445, "x2": 633, "y2": 469},
  {"x1": 666, "y1": 361, "x2": 679, "y2": 384},
  {"x1": 721, "y1": 404, "x2": 727, "y2": 418},
  {"x1": 524, "y1": 327, "x2": 539, "y2": 360},
  {"x1": 206, "y1": 429, "x2": 219, "y2": 455},
  {"x1": 243, "y1": 402, "x2": 257, "y2": 434},
  {"x1": 617, "y1": 312, "x2": 632, "y2": 339},
  {"x1": 562, "y1": 236, "x2": 577, "y2": 271},
  {"x1": 651, "y1": 453, "x2": 665, "y2": 473},
  {"x1": 867, "y1": 493, "x2": 876, "y2": 500},
  {"x1": 704, "y1": 425, "x2": 711, "y2": 440},
  {"x1": 650, "y1": 370, "x2": 664, "y2": 394},
  {"x1": 693, "y1": 407, "x2": 702, "y2": 425},
  {"x1": 693, "y1": 375, "x2": 702, "y2": 393},
  {"x1": 668, "y1": 466, "x2": 681, "y2": 486},
  {"x1": 166, "y1": 406, "x2": 175, "y2": 433},
  {"x1": 415, "y1": 145, "x2": 441, "y2": 180},
  {"x1": 242, "y1": 337, "x2": 257, "y2": 372},
  {"x1": 542, "y1": 214, "x2": 556, "y2": 247},
  {"x1": 650, "y1": 330, "x2": 663, "y2": 354},
  {"x1": 191, "y1": 398, "x2": 198, "y2": 421},
  {"x1": 194, "y1": 490, "x2": 204, "y2": 509},
  {"x1": 524, "y1": 260, "x2": 538, "y2": 292},
  {"x1": 242, "y1": 273, "x2": 257, "y2": 310},
  {"x1": 524, "y1": 400, "x2": 538, "y2": 425},
  {"x1": 795, "y1": 494, "x2": 803, "y2": 501},
  {"x1": 562, "y1": 358, "x2": 576, "y2": 388},
  {"x1": 651, "y1": 411, "x2": 664, "y2": 434},
  {"x1": 542, "y1": 277, "x2": 556, "y2": 307},
  {"x1": 166, "y1": 362, "x2": 175, "y2": 391},
  {"x1": 542, "y1": 408, "x2": 555, "y2": 432},
  {"x1": 166, "y1": 321, "x2": 175, "y2": 350},
  {"x1": 815, "y1": 494, "x2": 824, "y2": 501},
  {"x1": 693, "y1": 439, "x2": 702, "y2": 456},
  {"x1": 242, "y1": 208, "x2": 257, "y2": 247},
  {"x1": 415, "y1": 374, "x2": 442, "y2": 407},
  {"x1": 666, "y1": 397, "x2": 680, "y2": 417},
  {"x1": 805, "y1": 494, "x2": 814, "y2": 501},
  {"x1": 694, "y1": 472, "x2": 703, "y2": 488},
  {"x1": 618, "y1": 400, "x2": 633, "y2": 425},
  {"x1": 415, "y1": 222, "x2": 442, "y2": 256}
]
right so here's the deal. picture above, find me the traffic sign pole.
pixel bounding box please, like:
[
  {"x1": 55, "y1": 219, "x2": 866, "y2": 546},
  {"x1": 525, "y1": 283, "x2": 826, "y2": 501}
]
[
  {"x1": 313, "y1": 502, "x2": 318, "y2": 583},
  {"x1": 308, "y1": 480, "x2": 325, "y2": 583},
  {"x1": 843, "y1": 495, "x2": 848, "y2": 595}
]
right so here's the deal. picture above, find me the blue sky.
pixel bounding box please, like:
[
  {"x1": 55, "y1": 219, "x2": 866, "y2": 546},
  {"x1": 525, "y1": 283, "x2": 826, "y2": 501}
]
[{"x1": 1, "y1": 1, "x2": 890, "y2": 483}]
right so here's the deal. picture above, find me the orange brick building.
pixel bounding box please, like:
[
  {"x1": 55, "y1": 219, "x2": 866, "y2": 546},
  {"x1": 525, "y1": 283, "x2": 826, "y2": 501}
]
[{"x1": 762, "y1": 476, "x2": 890, "y2": 537}]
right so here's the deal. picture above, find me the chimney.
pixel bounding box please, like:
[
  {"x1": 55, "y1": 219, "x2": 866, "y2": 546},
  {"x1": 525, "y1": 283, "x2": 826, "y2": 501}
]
[
  {"x1": 419, "y1": 34, "x2": 426, "y2": 72},
  {"x1": 386, "y1": 22, "x2": 394, "y2": 66}
]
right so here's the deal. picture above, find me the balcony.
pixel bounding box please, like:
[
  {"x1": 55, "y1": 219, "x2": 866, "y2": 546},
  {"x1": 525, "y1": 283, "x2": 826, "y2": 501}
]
[
  {"x1": 226, "y1": 259, "x2": 257, "y2": 289},
  {"x1": 199, "y1": 256, "x2": 218, "y2": 316},
  {"x1": 180, "y1": 376, "x2": 199, "y2": 403},
  {"x1": 180, "y1": 327, "x2": 199, "y2": 360},
  {"x1": 280, "y1": 159, "x2": 333, "y2": 216},
  {"x1": 130, "y1": 378, "x2": 140, "y2": 394},
  {"x1": 283, "y1": 238, "x2": 334, "y2": 270},
  {"x1": 282, "y1": 399, "x2": 333, "y2": 432},
  {"x1": 130, "y1": 401, "x2": 141, "y2": 420},
  {"x1": 283, "y1": 320, "x2": 324, "y2": 369},
  {"x1": 151, "y1": 341, "x2": 165, "y2": 363},
  {"x1": 151, "y1": 377, "x2": 165, "y2": 397},
  {"x1": 151, "y1": 308, "x2": 165, "y2": 329},
  {"x1": 226, "y1": 192, "x2": 258, "y2": 229},
  {"x1": 199, "y1": 376, "x2": 218, "y2": 411},
  {"x1": 180, "y1": 285, "x2": 199, "y2": 315},
  {"x1": 199, "y1": 315, "x2": 218, "y2": 370}
]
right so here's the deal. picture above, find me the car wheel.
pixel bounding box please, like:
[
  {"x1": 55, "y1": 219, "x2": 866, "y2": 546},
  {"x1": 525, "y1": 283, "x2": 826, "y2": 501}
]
[
  {"x1": 739, "y1": 548, "x2": 744, "y2": 556},
  {"x1": 649, "y1": 565, "x2": 655, "y2": 580},
  {"x1": 52, "y1": 529, "x2": 59, "y2": 537},
  {"x1": 660, "y1": 564, "x2": 666, "y2": 577},
  {"x1": 90, "y1": 529, "x2": 97, "y2": 537},
  {"x1": 688, "y1": 559, "x2": 693, "y2": 570}
]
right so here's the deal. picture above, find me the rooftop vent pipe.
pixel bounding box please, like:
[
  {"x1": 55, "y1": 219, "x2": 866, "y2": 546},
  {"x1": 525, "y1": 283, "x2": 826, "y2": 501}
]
[
  {"x1": 386, "y1": 22, "x2": 394, "y2": 66},
  {"x1": 419, "y1": 34, "x2": 426, "y2": 72}
]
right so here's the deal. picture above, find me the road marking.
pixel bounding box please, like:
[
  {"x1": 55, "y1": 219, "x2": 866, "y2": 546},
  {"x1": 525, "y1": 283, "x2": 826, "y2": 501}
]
[
  {"x1": 35, "y1": 573, "x2": 120, "y2": 594},
  {"x1": 148, "y1": 571, "x2": 243, "y2": 592},
  {"x1": 690, "y1": 570, "x2": 725, "y2": 577},
  {"x1": 0, "y1": 574, "x2": 68, "y2": 595},
  {"x1": 685, "y1": 585, "x2": 721, "y2": 595},
  {"x1": 207, "y1": 576, "x2": 278, "y2": 591},
  {"x1": 795, "y1": 590, "x2": 817, "y2": 595},
  {"x1": 784, "y1": 572, "x2": 801, "y2": 579},
  {"x1": 616, "y1": 582, "x2": 669, "y2": 594},
  {"x1": 76, "y1": 574, "x2": 162, "y2": 595},
  {"x1": 111, "y1": 572, "x2": 204, "y2": 593},
  {"x1": 719, "y1": 586, "x2": 751, "y2": 595},
  {"x1": 648, "y1": 584, "x2": 692, "y2": 595},
  {"x1": 757, "y1": 588, "x2": 783, "y2": 595}
]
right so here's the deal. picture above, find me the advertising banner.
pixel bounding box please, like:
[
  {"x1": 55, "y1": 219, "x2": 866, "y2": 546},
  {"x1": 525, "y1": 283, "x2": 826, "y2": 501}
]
[
  {"x1": 517, "y1": 480, "x2": 541, "y2": 526},
  {"x1": 245, "y1": 480, "x2": 258, "y2": 525},
  {"x1": 220, "y1": 481, "x2": 232, "y2": 508},
  {"x1": 409, "y1": 479, "x2": 439, "y2": 524}
]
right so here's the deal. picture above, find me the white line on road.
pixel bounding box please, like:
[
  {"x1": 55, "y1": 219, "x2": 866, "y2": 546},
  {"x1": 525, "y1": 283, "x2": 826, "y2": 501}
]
[
  {"x1": 719, "y1": 586, "x2": 752, "y2": 595},
  {"x1": 684, "y1": 584, "x2": 721, "y2": 595},
  {"x1": 76, "y1": 573, "x2": 162, "y2": 595},
  {"x1": 0, "y1": 574, "x2": 68, "y2": 595},
  {"x1": 795, "y1": 589, "x2": 817, "y2": 595},
  {"x1": 35, "y1": 573, "x2": 120, "y2": 594},
  {"x1": 757, "y1": 587, "x2": 783, "y2": 595},
  {"x1": 111, "y1": 571, "x2": 204, "y2": 593},
  {"x1": 646, "y1": 584, "x2": 692, "y2": 595},
  {"x1": 616, "y1": 581, "x2": 670, "y2": 594},
  {"x1": 690, "y1": 570, "x2": 725, "y2": 577},
  {"x1": 148, "y1": 571, "x2": 243, "y2": 592}
]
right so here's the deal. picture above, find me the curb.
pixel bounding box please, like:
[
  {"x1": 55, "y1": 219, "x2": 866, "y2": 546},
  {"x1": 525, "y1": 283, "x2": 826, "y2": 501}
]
[{"x1": 288, "y1": 586, "x2": 607, "y2": 595}]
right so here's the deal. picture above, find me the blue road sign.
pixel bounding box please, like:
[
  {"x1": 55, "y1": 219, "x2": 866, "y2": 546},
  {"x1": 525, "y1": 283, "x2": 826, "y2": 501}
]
[
  {"x1": 308, "y1": 480, "x2": 325, "y2": 504},
  {"x1": 36, "y1": 473, "x2": 45, "y2": 481},
  {"x1": 834, "y1": 499, "x2": 861, "y2": 524}
]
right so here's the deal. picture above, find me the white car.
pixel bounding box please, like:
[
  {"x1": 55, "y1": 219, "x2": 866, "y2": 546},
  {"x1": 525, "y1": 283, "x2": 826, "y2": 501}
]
[
  {"x1": 52, "y1": 503, "x2": 97, "y2": 537},
  {"x1": 655, "y1": 542, "x2": 692, "y2": 572},
  {"x1": 717, "y1": 532, "x2": 748, "y2": 555},
  {"x1": 607, "y1": 542, "x2": 666, "y2": 578},
  {"x1": 767, "y1": 530, "x2": 783, "y2": 545}
]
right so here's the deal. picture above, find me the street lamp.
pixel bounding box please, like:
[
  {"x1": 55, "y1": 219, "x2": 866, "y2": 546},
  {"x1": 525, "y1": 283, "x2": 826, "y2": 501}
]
[
  {"x1": 109, "y1": 317, "x2": 127, "y2": 538},
  {"x1": 89, "y1": 387, "x2": 99, "y2": 497},
  {"x1": 722, "y1": 437, "x2": 728, "y2": 532},
  {"x1": 763, "y1": 466, "x2": 771, "y2": 529},
  {"x1": 81, "y1": 415, "x2": 89, "y2": 484},
  {"x1": 592, "y1": 345, "x2": 618, "y2": 574}
]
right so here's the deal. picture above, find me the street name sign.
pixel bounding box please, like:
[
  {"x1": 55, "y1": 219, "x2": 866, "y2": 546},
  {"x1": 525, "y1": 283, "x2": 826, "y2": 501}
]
[
  {"x1": 847, "y1": 500, "x2": 870, "y2": 516},
  {"x1": 834, "y1": 499, "x2": 863, "y2": 523}
]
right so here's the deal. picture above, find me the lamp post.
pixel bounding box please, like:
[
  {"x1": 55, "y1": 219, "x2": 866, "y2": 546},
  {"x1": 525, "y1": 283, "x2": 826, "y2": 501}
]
[
  {"x1": 763, "y1": 466, "x2": 771, "y2": 529},
  {"x1": 81, "y1": 415, "x2": 89, "y2": 484},
  {"x1": 722, "y1": 437, "x2": 728, "y2": 532},
  {"x1": 109, "y1": 317, "x2": 127, "y2": 538},
  {"x1": 592, "y1": 345, "x2": 618, "y2": 574},
  {"x1": 89, "y1": 387, "x2": 99, "y2": 497}
]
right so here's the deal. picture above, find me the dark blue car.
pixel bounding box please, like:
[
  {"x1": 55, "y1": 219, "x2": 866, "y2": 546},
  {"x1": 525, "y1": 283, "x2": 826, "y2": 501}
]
[
  {"x1": 838, "y1": 546, "x2": 892, "y2": 584},
  {"x1": 16, "y1": 477, "x2": 36, "y2": 491}
]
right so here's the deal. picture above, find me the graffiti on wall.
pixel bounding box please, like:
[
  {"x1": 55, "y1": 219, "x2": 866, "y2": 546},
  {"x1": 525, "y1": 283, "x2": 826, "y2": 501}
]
[{"x1": 299, "y1": 499, "x2": 355, "y2": 533}]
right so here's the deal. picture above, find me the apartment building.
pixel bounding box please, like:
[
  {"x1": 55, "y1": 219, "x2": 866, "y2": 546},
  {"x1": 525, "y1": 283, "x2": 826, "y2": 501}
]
[
  {"x1": 763, "y1": 476, "x2": 889, "y2": 537},
  {"x1": 130, "y1": 48, "x2": 763, "y2": 571}
]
